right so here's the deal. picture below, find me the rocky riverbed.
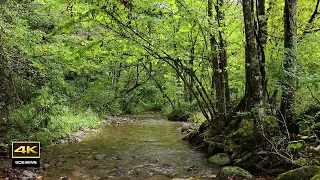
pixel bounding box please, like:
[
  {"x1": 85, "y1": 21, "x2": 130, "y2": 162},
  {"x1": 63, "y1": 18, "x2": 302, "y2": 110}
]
[{"x1": 1, "y1": 114, "x2": 217, "y2": 179}]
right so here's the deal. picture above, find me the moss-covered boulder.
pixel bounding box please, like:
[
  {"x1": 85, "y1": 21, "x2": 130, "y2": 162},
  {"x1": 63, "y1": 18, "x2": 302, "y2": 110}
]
[
  {"x1": 276, "y1": 166, "x2": 320, "y2": 180},
  {"x1": 208, "y1": 153, "x2": 231, "y2": 166},
  {"x1": 229, "y1": 118, "x2": 254, "y2": 144},
  {"x1": 217, "y1": 166, "x2": 253, "y2": 180},
  {"x1": 311, "y1": 173, "x2": 320, "y2": 180}
]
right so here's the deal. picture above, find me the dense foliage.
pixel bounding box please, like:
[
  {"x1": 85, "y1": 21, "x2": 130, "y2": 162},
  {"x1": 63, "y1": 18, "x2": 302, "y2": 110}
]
[{"x1": 0, "y1": 0, "x2": 320, "y2": 173}]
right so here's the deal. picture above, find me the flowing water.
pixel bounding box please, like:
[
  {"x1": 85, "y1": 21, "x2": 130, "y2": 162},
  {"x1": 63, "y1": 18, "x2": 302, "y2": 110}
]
[{"x1": 40, "y1": 114, "x2": 216, "y2": 179}]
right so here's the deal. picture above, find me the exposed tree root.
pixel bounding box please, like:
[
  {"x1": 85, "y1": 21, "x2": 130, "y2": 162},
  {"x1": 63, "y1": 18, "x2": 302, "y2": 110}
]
[{"x1": 184, "y1": 121, "x2": 298, "y2": 176}]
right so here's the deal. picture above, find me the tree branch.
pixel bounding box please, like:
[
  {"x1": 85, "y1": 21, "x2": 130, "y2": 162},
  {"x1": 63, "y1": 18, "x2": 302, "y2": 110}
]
[{"x1": 299, "y1": 0, "x2": 320, "y2": 41}]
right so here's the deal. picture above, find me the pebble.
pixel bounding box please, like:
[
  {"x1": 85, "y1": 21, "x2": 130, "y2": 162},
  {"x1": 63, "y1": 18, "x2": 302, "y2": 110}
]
[{"x1": 94, "y1": 154, "x2": 106, "y2": 160}]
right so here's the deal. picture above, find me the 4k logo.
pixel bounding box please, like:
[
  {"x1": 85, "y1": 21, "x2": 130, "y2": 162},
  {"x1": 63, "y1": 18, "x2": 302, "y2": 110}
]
[
  {"x1": 12, "y1": 142, "x2": 40, "y2": 158},
  {"x1": 14, "y1": 146, "x2": 38, "y2": 154}
]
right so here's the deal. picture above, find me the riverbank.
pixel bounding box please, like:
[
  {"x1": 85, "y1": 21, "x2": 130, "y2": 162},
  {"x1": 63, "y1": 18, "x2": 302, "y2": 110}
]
[
  {"x1": 0, "y1": 115, "x2": 136, "y2": 179},
  {"x1": 182, "y1": 112, "x2": 320, "y2": 180}
]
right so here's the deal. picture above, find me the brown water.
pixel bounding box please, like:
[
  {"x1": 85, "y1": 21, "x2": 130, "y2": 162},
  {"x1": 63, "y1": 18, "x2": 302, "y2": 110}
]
[{"x1": 40, "y1": 114, "x2": 216, "y2": 179}]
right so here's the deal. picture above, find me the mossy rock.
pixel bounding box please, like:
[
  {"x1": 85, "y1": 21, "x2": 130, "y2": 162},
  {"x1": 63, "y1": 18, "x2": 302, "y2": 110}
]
[
  {"x1": 231, "y1": 116, "x2": 278, "y2": 140},
  {"x1": 230, "y1": 119, "x2": 254, "y2": 143},
  {"x1": 217, "y1": 166, "x2": 253, "y2": 180},
  {"x1": 208, "y1": 153, "x2": 231, "y2": 166},
  {"x1": 276, "y1": 166, "x2": 320, "y2": 180},
  {"x1": 311, "y1": 173, "x2": 320, "y2": 180}
]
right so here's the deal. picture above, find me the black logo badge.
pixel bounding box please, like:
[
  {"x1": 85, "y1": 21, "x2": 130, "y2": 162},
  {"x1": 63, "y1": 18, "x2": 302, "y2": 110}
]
[{"x1": 12, "y1": 142, "x2": 40, "y2": 167}]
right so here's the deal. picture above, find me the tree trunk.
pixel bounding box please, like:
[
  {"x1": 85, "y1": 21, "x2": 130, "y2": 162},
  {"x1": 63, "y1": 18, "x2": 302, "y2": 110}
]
[
  {"x1": 279, "y1": 0, "x2": 298, "y2": 134},
  {"x1": 0, "y1": 59, "x2": 6, "y2": 120},
  {"x1": 0, "y1": 18, "x2": 7, "y2": 120},
  {"x1": 257, "y1": 0, "x2": 268, "y2": 98},
  {"x1": 208, "y1": 0, "x2": 229, "y2": 121},
  {"x1": 185, "y1": 43, "x2": 195, "y2": 102},
  {"x1": 242, "y1": 0, "x2": 265, "y2": 143},
  {"x1": 216, "y1": 0, "x2": 229, "y2": 116},
  {"x1": 209, "y1": 0, "x2": 221, "y2": 117}
]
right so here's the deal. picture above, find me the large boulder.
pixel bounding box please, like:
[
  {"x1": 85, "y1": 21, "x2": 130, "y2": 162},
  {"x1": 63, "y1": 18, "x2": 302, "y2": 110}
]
[
  {"x1": 229, "y1": 118, "x2": 254, "y2": 145},
  {"x1": 275, "y1": 166, "x2": 320, "y2": 180},
  {"x1": 208, "y1": 153, "x2": 231, "y2": 166},
  {"x1": 217, "y1": 166, "x2": 253, "y2": 180}
]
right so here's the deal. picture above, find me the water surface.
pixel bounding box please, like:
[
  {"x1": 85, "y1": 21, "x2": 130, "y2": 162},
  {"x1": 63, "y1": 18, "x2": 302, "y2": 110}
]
[{"x1": 41, "y1": 114, "x2": 216, "y2": 179}]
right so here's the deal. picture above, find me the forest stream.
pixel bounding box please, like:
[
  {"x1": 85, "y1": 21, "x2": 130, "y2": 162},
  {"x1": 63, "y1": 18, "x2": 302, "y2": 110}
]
[
  {"x1": 36, "y1": 113, "x2": 216, "y2": 179},
  {"x1": 2, "y1": 0, "x2": 320, "y2": 179}
]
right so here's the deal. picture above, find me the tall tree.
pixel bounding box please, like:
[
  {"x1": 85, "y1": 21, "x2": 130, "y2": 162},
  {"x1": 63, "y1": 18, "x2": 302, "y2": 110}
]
[
  {"x1": 0, "y1": 26, "x2": 6, "y2": 120},
  {"x1": 279, "y1": 0, "x2": 298, "y2": 134},
  {"x1": 242, "y1": 0, "x2": 265, "y2": 142},
  {"x1": 208, "y1": 0, "x2": 230, "y2": 121},
  {"x1": 216, "y1": 0, "x2": 230, "y2": 117},
  {"x1": 257, "y1": 0, "x2": 268, "y2": 98}
]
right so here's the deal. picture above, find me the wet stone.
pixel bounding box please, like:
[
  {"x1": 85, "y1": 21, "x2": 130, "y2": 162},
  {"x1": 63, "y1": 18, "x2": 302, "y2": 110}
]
[{"x1": 94, "y1": 154, "x2": 106, "y2": 160}]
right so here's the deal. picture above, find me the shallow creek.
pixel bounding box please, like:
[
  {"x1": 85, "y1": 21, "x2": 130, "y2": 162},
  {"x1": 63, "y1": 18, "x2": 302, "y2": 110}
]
[{"x1": 39, "y1": 114, "x2": 216, "y2": 179}]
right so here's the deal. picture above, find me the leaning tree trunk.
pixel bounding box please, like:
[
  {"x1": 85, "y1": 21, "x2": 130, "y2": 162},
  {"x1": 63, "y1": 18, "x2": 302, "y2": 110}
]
[
  {"x1": 242, "y1": 0, "x2": 265, "y2": 143},
  {"x1": 279, "y1": 0, "x2": 298, "y2": 134}
]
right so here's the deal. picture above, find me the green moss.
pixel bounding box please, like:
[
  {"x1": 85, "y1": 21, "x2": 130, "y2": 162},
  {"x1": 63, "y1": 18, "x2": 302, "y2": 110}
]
[
  {"x1": 264, "y1": 116, "x2": 279, "y2": 136},
  {"x1": 217, "y1": 166, "x2": 253, "y2": 180},
  {"x1": 276, "y1": 166, "x2": 320, "y2": 180},
  {"x1": 312, "y1": 123, "x2": 320, "y2": 130},
  {"x1": 226, "y1": 139, "x2": 240, "y2": 152},
  {"x1": 293, "y1": 157, "x2": 308, "y2": 166},
  {"x1": 311, "y1": 173, "x2": 320, "y2": 180},
  {"x1": 265, "y1": 116, "x2": 278, "y2": 126},
  {"x1": 230, "y1": 118, "x2": 254, "y2": 143},
  {"x1": 208, "y1": 153, "x2": 231, "y2": 166}
]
